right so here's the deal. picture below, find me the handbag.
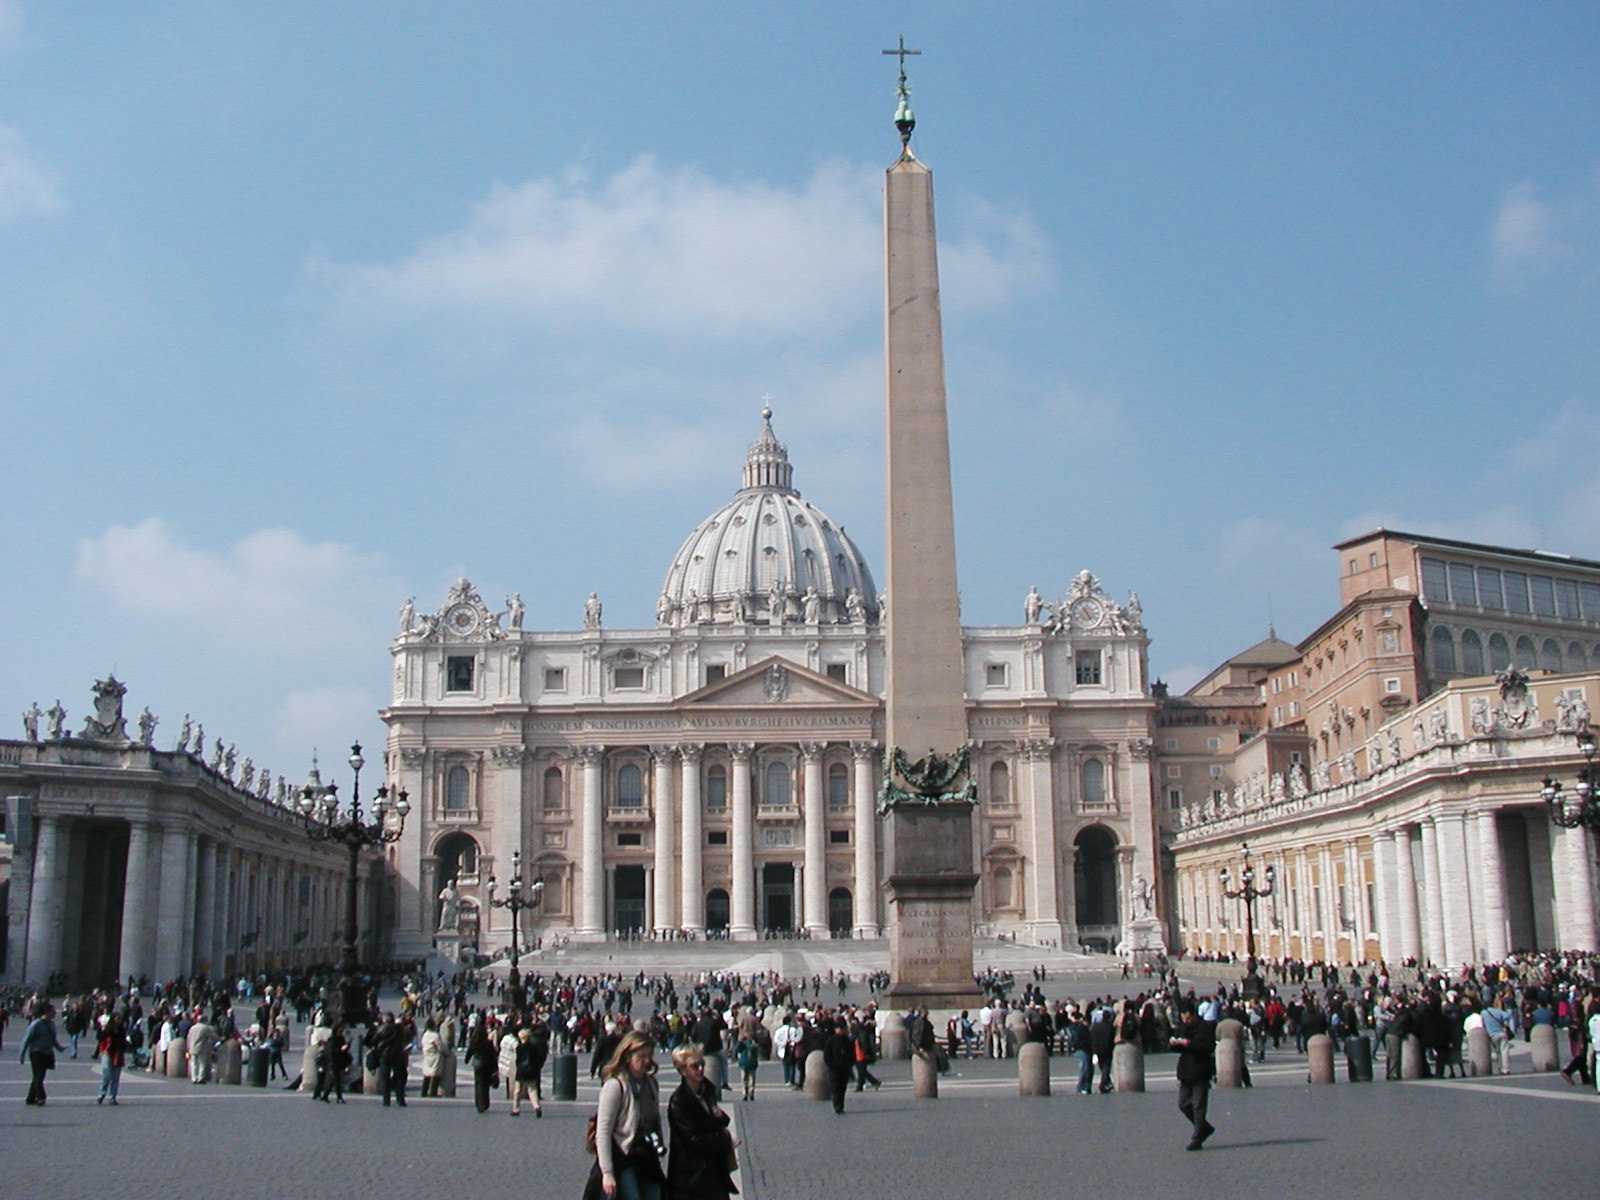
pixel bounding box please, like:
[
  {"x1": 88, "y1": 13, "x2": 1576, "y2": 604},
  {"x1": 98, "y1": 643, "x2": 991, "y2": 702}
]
[
  {"x1": 38, "y1": 1051, "x2": 56, "y2": 1070},
  {"x1": 584, "y1": 1113, "x2": 599, "y2": 1155}
]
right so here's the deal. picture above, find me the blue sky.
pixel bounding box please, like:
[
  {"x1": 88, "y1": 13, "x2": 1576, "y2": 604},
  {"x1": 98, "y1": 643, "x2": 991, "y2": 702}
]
[{"x1": 2, "y1": 2, "x2": 1596, "y2": 782}]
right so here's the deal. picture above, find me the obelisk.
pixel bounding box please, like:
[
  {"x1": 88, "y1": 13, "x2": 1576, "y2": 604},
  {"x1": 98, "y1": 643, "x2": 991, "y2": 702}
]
[{"x1": 879, "y1": 44, "x2": 983, "y2": 1009}]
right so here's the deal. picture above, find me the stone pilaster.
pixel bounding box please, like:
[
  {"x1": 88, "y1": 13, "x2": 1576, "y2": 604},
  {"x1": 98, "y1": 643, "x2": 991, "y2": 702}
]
[
  {"x1": 119, "y1": 819, "x2": 155, "y2": 983},
  {"x1": 800, "y1": 743, "x2": 827, "y2": 936},
  {"x1": 1371, "y1": 830, "x2": 1398, "y2": 962},
  {"x1": 1434, "y1": 812, "x2": 1474, "y2": 969},
  {"x1": 851, "y1": 742, "x2": 879, "y2": 936},
  {"x1": 24, "y1": 814, "x2": 64, "y2": 983},
  {"x1": 155, "y1": 824, "x2": 192, "y2": 980},
  {"x1": 651, "y1": 747, "x2": 677, "y2": 933},
  {"x1": 730, "y1": 744, "x2": 755, "y2": 939},
  {"x1": 679, "y1": 745, "x2": 705, "y2": 933},
  {"x1": 1552, "y1": 823, "x2": 1599, "y2": 951},
  {"x1": 1394, "y1": 826, "x2": 1423, "y2": 963},
  {"x1": 577, "y1": 746, "x2": 605, "y2": 938},
  {"x1": 1021, "y1": 740, "x2": 1063, "y2": 943},
  {"x1": 1418, "y1": 818, "x2": 1446, "y2": 968}
]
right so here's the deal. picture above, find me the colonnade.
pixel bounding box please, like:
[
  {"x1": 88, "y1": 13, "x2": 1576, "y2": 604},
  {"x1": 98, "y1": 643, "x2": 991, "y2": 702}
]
[
  {"x1": 17, "y1": 811, "x2": 346, "y2": 985},
  {"x1": 1176, "y1": 805, "x2": 1598, "y2": 966}
]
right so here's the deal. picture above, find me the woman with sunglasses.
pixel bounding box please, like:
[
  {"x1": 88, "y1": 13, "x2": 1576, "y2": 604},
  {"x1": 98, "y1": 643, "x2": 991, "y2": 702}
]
[{"x1": 667, "y1": 1044, "x2": 739, "y2": 1200}]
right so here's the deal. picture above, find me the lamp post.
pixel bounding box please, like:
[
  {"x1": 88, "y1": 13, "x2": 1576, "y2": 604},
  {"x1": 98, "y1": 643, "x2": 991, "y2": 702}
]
[
  {"x1": 1543, "y1": 730, "x2": 1600, "y2": 831},
  {"x1": 1219, "y1": 841, "x2": 1275, "y2": 1000},
  {"x1": 486, "y1": 849, "x2": 545, "y2": 1010},
  {"x1": 298, "y1": 742, "x2": 409, "y2": 1029}
]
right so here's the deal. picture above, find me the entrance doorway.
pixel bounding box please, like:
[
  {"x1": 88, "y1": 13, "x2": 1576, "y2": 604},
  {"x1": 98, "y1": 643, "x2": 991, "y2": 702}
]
[
  {"x1": 705, "y1": 889, "x2": 730, "y2": 933},
  {"x1": 761, "y1": 863, "x2": 794, "y2": 934},
  {"x1": 828, "y1": 887, "x2": 853, "y2": 936},
  {"x1": 613, "y1": 865, "x2": 646, "y2": 934}
]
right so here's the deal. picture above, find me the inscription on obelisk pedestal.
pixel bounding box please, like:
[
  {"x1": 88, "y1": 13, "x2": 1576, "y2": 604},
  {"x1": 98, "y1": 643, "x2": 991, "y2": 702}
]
[{"x1": 878, "y1": 44, "x2": 983, "y2": 1010}]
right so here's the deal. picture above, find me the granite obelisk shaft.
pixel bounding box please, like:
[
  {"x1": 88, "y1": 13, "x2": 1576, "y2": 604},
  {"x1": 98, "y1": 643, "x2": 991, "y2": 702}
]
[{"x1": 882, "y1": 149, "x2": 981, "y2": 1007}]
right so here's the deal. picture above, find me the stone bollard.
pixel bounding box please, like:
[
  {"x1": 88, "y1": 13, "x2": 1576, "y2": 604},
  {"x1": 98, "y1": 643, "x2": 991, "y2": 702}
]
[
  {"x1": 1466, "y1": 1027, "x2": 1490, "y2": 1077},
  {"x1": 1530, "y1": 1025, "x2": 1559, "y2": 1072},
  {"x1": 803, "y1": 1049, "x2": 831, "y2": 1101},
  {"x1": 217, "y1": 1040, "x2": 243, "y2": 1085},
  {"x1": 1112, "y1": 1043, "x2": 1145, "y2": 1093},
  {"x1": 299, "y1": 1041, "x2": 318, "y2": 1092},
  {"x1": 1345, "y1": 1035, "x2": 1373, "y2": 1082},
  {"x1": 1401, "y1": 1034, "x2": 1425, "y2": 1081},
  {"x1": 880, "y1": 1024, "x2": 910, "y2": 1062},
  {"x1": 1306, "y1": 1034, "x2": 1335, "y2": 1084},
  {"x1": 439, "y1": 1052, "x2": 458, "y2": 1099},
  {"x1": 911, "y1": 1052, "x2": 939, "y2": 1099},
  {"x1": 1215, "y1": 1021, "x2": 1246, "y2": 1088},
  {"x1": 166, "y1": 1042, "x2": 187, "y2": 1077},
  {"x1": 1018, "y1": 1042, "x2": 1050, "y2": 1096}
]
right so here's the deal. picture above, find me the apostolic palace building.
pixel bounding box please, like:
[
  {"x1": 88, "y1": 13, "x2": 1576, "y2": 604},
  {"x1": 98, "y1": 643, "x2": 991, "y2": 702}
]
[{"x1": 380, "y1": 411, "x2": 1162, "y2": 959}]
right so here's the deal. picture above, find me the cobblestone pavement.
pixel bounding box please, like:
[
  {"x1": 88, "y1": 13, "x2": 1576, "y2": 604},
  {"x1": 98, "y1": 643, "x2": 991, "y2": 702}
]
[{"x1": 4, "y1": 1033, "x2": 1594, "y2": 1200}]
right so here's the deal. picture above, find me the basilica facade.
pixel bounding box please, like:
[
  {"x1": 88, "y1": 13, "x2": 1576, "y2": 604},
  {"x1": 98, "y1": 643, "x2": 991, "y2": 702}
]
[{"x1": 381, "y1": 414, "x2": 1163, "y2": 957}]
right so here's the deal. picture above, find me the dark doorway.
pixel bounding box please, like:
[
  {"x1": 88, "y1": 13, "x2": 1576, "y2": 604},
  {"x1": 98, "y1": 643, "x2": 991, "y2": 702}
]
[
  {"x1": 761, "y1": 863, "x2": 794, "y2": 933},
  {"x1": 1074, "y1": 825, "x2": 1120, "y2": 929},
  {"x1": 706, "y1": 889, "x2": 730, "y2": 932},
  {"x1": 828, "y1": 887, "x2": 852, "y2": 936},
  {"x1": 613, "y1": 864, "x2": 646, "y2": 934}
]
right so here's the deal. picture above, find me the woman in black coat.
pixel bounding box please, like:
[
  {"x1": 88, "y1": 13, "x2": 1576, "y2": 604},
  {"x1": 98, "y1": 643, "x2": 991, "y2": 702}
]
[
  {"x1": 667, "y1": 1044, "x2": 738, "y2": 1200},
  {"x1": 465, "y1": 1023, "x2": 497, "y2": 1113}
]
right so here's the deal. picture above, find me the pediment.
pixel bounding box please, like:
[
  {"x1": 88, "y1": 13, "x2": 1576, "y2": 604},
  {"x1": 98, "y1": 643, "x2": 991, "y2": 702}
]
[{"x1": 682, "y1": 656, "x2": 876, "y2": 707}]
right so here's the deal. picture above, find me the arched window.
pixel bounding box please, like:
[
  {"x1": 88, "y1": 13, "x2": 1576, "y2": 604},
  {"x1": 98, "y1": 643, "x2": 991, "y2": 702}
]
[
  {"x1": 989, "y1": 760, "x2": 1011, "y2": 805},
  {"x1": 1488, "y1": 633, "x2": 1511, "y2": 673},
  {"x1": 706, "y1": 764, "x2": 728, "y2": 809},
  {"x1": 1460, "y1": 629, "x2": 1485, "y2": 675},
  {"x1": 616, "y1": 763, "x2": 643, "y2": 807},
  {"x1": 445, "y1": 765, "x2": 470, "y2": 811},
  {"x1": 1430, "y1": 626, "x2": 1457, "y2": 674},
  {"x1": 434, "y1": 832, "x2": 479, "y2": 888},
  {"x1": 1514, "y1": 636, "x2": 1537, "y2": 670},
  {"x1": 763, "y1": 761, "x2": 790, "y2": 807},
  {"x1": 543, "y1": 766, "x2": 564, "y2": 811},
  {"x1": 827, "y1": 762, "x2": 849, "y2": 807},
  {"x1": 1541, "y1": 638, "x2": 1563, "y2": 673},
  {"x1": 1080, "y1": 758, "x2": 1106, "y2": 806},
  {"x1": 992, "y1": 865, "x2": 1014, "y2": 909},
  {"x1": 1569, "y1": 642, "x2": 1589, "y2": 671}
]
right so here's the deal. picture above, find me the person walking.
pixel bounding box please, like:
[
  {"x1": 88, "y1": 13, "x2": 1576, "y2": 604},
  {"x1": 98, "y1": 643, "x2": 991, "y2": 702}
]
[
  {"x1": 314, "y1": 1024, "x2": 350, "y2": 1103},
  {"x1": 849, "y1": 1018, "x2": 881, "y2": 1092},
  {"x1": 511, "y1": 1024, "x2": 548, "y2": 1117},
  {"x1": 1171, "y1": 999, "x2": 1217, "y2": 1151},
  {"x1": 1482, "y1": 992, "x2": 1519, "y2": 1076},
  {"x1": 666, "y1": 1044, "x2": 739, "y2": 1200},
  {"x1": 96, "y1": 1013, "x2": 130, "y2": 1105},
  {"x1": 734, "y1": 1034, "x2": 760, "y2": 1101},
  {"x1": 465, "y1": 1023, "x2": 497, "y2": 1113},
  {"x1": 585, "y1": 1031, "x2": 667, "y2": 1200},
  {"x1": 19, "y1": 1004, "x2": 66, "y2": 1106},
  {"x1": 822, "y1": 1018, "x2": 855, "y2": 1114}
]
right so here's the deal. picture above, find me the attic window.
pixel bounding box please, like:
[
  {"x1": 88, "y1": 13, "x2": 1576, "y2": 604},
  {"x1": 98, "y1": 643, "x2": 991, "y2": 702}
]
[
  {"x1": 825, "y1": 663, "x2": 848, "y2": 683},
  {"x1": 705, "y1": 664, "x2": 727, "y2": 685}
]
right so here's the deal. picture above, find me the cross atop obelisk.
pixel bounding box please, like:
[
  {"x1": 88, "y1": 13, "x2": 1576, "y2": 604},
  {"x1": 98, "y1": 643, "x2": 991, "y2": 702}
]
[
  {"x1": 877, "y1": 45, "x2": 982, "y2": 1010},
  {"x1": 881, "y1": 36, "x2": 920, "y2": 150}
]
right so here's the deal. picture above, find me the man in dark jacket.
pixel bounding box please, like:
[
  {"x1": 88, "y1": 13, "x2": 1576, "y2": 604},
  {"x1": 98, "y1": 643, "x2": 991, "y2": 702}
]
[
  {"x1": 1089, "y1": 1006, "x2": 1116, "y2": 1093},
  {"x1": 690, "y1": 1006, "x2": 727, "y2": 1093},
  {"x1": 1171, "y1": 1000, "x2": 1217, "y2": 1150},
  {"x1": 822, "y1": 1018, "x2": 856, "y2": 1114}
]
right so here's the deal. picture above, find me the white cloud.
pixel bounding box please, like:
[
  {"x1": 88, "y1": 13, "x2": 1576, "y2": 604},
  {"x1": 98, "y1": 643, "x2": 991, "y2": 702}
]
[
  {"x1": 313, "y1": 157, "x2": 1047, "y2": 340},
  {"x1": 75, "y1": 518, "x2": 398, "y2": 654},
  {"x1": 1490, "y1": 179, "x2": 1593, "y2": 282},
  {"x1": 0, "y1": 123, "x2": 58, "y2": 225}
]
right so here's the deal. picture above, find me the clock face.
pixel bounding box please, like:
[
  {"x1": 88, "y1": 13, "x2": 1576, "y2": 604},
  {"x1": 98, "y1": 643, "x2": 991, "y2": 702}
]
[
  {"x1": 446, "y1": 604, "x2": 480, "y2": 635},
  {"x1": 1070, "y1": 597, "x2": 1105, "y2": 629}
]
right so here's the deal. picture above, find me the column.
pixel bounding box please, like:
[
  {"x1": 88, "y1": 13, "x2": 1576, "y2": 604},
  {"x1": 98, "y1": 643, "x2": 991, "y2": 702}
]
[
  {"x1": 24, "y1": 815, "x2": 65, "y2": 983},
  {"x1": 1021, "y1": 740, "x2": 1063, "y2": 942},
  {"x1": 1371, "y1": 830, "x2": 1398, "y2": 963},
  {"x1": 578, "y1": 746, "x2": 605, "y2": 937},
  {"x1": 1294, "y1": 848, "x2": 1311, "y2": 953},
  {"x1": 182, "y1": 834, "x2": 201, "y2": 974},
  {"x1": 1393, "y1": 827, "x2": 1422, "y2": 963},
  {"x1": 193, "y1": 838, "x2": 218, "y2": 976},
  {"x1": 1317, "y1": 845, "x2": 1338, "y2": 960},
  {"x1": 652, "y1": 747, "x2": 678, "y2": 933},
  {"x1": 679, "y1": 745, "x2": 705, "y2": 933},
  {"x1": 800, "y1": 743, "x2": 827, "y2": 936},
  {"x1": 730, "y1": 743, "x2": 755, "y2": 939},
  {"x1": 1474, "y1": 809, "x2": 1509, "y2": 962},
  {"x1": 1552, "y1": 823, "x2": 1599, "y2": 952},
  {"x1": 1434, "y1": 812, "x2": 1475, "y2": 969},
  {"x1": 118, "y1": 820, "x2": 155, "y2": 984},
  {"x1": 851, "y1": 742, "x2": 878, "y2": 936},
  {"x1": 1418, "y1": 818, "x2": 1446, "y2": 967},
  {"x1": 643, "y1": 865, "x2": 655, "y2": 934},
  {"x1": 1344, "y1": 842, "x2": 1365, "y2": 958},
  {"x1": 155, "y1": 825, "x2": 193, "y2": 980}
]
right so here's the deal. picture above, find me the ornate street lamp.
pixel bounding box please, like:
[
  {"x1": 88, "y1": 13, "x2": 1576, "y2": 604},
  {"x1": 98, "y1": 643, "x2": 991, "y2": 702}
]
[
  {"x1": 486, "y1": 849, "x2": 545, "y2": 1010},
  {"x1": 1220, "y1": 841, "x2": 1276, "y2": 1000},
  {"x1": 298, "y1": 742, "x2": 409, "y2": 1029},
  {"x1": 1543, "y1": 730, "x2": 1600, "y2": 831}
]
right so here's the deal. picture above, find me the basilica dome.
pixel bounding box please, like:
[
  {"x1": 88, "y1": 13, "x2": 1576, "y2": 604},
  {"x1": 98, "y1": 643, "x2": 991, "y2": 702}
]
[{"x1": 657, "y1": 410, "x2": 879, "y2": 628}]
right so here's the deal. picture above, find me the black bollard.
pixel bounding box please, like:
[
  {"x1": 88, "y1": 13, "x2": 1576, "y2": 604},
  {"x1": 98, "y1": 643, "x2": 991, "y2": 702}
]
[
  {"x1": 552, "y1": 1053, "x2": 578, "y2": 1101},
  {"x1": 1345, "y1": 1035, "x2": 1373, "y2": 1082},
  {"x1": 246, "y1": 1047, "x2": 270, "y2": 1088}
]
